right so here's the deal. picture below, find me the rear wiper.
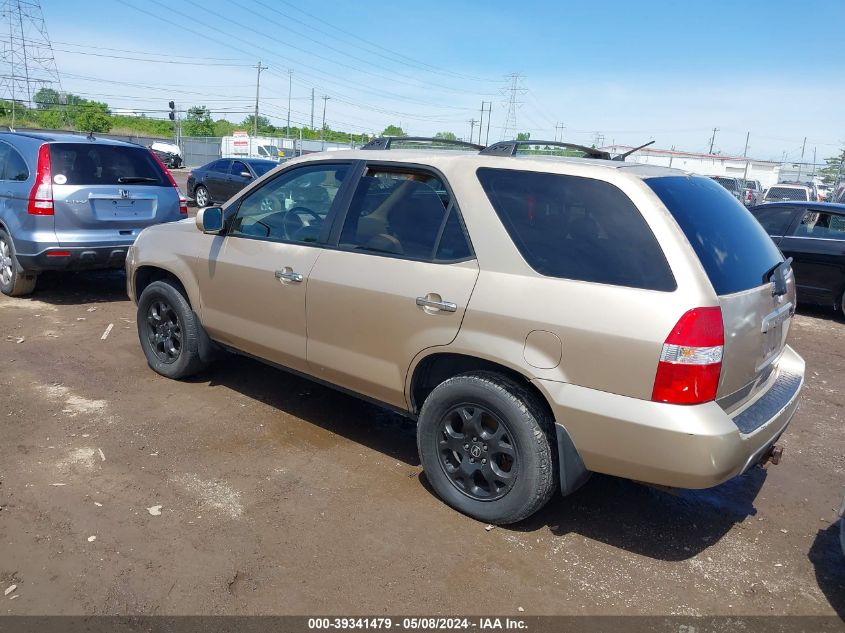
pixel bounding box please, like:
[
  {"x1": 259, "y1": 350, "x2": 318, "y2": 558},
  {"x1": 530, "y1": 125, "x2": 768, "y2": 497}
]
[
  {"x1": 765, "y1": 257, "x2": 793, "y2": 296},
  {"x1": 117, "y1": 176, "x2": 158, "y2": 183}
]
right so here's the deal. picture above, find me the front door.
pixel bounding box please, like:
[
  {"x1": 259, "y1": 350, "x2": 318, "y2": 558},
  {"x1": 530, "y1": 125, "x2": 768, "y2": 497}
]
[
  {"x1": 196, "y1": 162, "x2": 353, "y2": 372},
  {"x1": 306, "y1": 166, "x2": 479, "y2": 409},
  {"x1": 779, "y1": 208, "x2": 845, "y2": 303}
]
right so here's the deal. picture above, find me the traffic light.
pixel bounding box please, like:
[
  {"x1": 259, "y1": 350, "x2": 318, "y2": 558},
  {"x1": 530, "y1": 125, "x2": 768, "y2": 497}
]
[{"x1": 168, "y1": 101, "x2": 176, "y2": 121}]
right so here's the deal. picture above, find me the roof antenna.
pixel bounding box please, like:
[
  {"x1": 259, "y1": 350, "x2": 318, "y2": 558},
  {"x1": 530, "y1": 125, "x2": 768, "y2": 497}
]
[
  {"x1": 612, "y1": 140, "x2": 655, "y2": 161},
  {"x1": 86, "y1": 131, "x2": 96, "y2": 141}
]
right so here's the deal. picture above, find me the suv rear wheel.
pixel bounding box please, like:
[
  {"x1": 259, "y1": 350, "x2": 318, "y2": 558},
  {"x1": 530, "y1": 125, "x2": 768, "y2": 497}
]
[
  {"x1": 137, "y1": 280, "x2": 208, "y2": 379},
  {"x1": 0, "y1": 229, "x2": 37, "y2": 297},
  {"x1": 417, "y1": 371, "x2": 557, "y2": 524}
]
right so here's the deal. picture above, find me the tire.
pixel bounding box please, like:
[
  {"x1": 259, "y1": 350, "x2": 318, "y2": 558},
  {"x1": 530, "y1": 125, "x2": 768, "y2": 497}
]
[
  {"x1": 194, "y1": 185, "x2": 210, "y2": 208},
  {"x1": 0, "y1": 229, "x2": 37, "y2": 297},
  {"x1": 137, "y1": 280, "x2": 208, "y2": 379},
  {"x1": 840, "y1": 289, "x2": 845, "y2": 320},
  {"x1": 417, "y1": 371, "x2": 557, "y2": 525}
]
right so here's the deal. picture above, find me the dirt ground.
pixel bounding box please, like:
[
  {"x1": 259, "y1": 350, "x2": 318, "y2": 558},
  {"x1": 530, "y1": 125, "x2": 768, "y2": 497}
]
[{"x1": 0, "y1": 265, "x2": 843, "y2": 617}]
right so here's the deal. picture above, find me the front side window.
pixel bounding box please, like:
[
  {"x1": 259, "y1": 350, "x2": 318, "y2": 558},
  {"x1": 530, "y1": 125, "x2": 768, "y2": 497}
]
[
  {"x1": 338, "y1": 168, "x2": 470, "y2": 262},
  {"x1": 230, "y1": 161, "x2": 250, "y2": 177},
  {"x1": 795, "y1": 211, "x2": 845, "y2": 239},
  {"x1": 478, "y1": 168, "x2": 675, "y2": 291},
  {"x1": 229, "y1": 163, "x2": 348, "y2": 244}
]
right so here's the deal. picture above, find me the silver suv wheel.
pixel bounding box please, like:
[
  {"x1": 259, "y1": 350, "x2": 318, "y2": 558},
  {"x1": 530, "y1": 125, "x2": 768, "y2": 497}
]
[{"x1": 0, "y1": 235, "x2": 12, "y2": 287}]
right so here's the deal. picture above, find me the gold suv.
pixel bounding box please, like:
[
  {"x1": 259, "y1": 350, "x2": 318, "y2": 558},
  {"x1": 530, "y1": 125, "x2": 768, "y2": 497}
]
[{"x1": 126, "y1": 139, "x2": 804, "y2": 524}]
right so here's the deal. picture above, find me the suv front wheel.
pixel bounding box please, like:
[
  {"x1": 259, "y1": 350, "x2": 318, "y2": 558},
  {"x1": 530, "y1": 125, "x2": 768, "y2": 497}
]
[
  {"x1": 137, "y1": 280, "x2": 209, "y2": 379},
  {"x1": 417, "y1": 371, "x2": 557, "y2": 525},
  {"x1": 0, "y1": 229, "x2": 37, "y2": 297}
]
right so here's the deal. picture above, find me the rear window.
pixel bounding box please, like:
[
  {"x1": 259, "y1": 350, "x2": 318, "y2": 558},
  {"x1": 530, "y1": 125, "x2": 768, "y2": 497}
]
[
  {"x1": 647, "y1": 176, "x2": 783, "y2": 295},
  {"x1": 477, "y1": 168, "x2": 675, "y2": 291},
  {"x1": 49, "y1": 143, "x2": 166, "y2": 186},
  {"x1": 766, "y1": 186, "x2": 808, "y2": 201},
  {"x1": 713, "y1": 177, "x2": 738, "y2": 191}
]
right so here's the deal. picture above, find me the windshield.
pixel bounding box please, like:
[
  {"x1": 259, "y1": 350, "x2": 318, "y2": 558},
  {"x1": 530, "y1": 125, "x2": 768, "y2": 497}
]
[
  {"x1": 647, "y1": 175, "x2": 783, "y2": 295},
  {"x1": 49, "y1": 143, "x2": 166, "y2": 186}
]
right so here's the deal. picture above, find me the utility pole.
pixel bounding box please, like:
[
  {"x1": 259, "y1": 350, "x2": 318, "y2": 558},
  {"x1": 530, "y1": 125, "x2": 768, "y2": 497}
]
[
  {"x1": 708, "y1": 127, "x2": 719, "y2": 154},
  {"x1": 310, "y1": 88, "x2": 315, "y2": 130},
  {"x1": 812, "y1": 146, "x2": 817, "y2": 179},
  {"x1": 478, "y1": 102, "x2": 485, "y2": 144},
  {"x1": 468, "y1": 119, "x2": 476, "y2": 143},
  {"x1": 320, "y1": 95, "x2": 330, "y2": 148},
  {"x1": 742, "y1": 131, "x2": 750, "y2": 157},
  {"x1": 484, "y1": 101, "x2": 492, "y2": 145},
  {"x1": 797, "y1": 136, "x2": 807, "y2": 181},
  {"x1": 285, "y1": 69, "x2": 292, "y2": 138},
  {"x1": 555, "y1": 122, "x2": 565, "y2": 142},
  {"x1": 253, "y1": 61, "x2": 267, "y2": 138}
]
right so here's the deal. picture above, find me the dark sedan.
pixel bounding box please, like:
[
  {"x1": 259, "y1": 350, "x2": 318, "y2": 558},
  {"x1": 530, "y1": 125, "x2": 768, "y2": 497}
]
[
  {"x1": 187, "y1": 158, "x2": 278, "y2": 207},
  {"x1": 750, "y1": 201, "x2": 845, "y2": 316}
]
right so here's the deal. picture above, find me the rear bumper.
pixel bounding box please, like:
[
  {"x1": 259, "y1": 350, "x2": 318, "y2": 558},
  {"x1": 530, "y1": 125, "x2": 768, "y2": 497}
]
[
  {"x1": 535, "y1": 345, "x2": 804, "y2": 489},
  {"x1": 16, "y1": 245, "x2": 131, "y2": 272}
]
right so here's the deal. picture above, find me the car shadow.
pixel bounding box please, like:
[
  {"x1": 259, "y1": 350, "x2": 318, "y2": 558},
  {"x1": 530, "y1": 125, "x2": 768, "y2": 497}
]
[
  {"x1": 22, "y1": 269, "x2": 129, "y2": 306},
  {"x1": 191, "y1": 353, "x2": 766, "y2": 562},
  {"x1": 795, "y1": 303, "x2": 842, "y2": 324},
  {"x1": 809, "y1": 521, "x2": 845, "y2": 619},
  {"x1": 194, "y1": 353, "x2": 420, "y2": 467}
]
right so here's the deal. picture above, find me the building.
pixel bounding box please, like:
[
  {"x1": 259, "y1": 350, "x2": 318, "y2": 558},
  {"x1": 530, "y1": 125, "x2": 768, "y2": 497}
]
[{"x1": 602, "y1": 144, "x2": 782, "y2": 188}]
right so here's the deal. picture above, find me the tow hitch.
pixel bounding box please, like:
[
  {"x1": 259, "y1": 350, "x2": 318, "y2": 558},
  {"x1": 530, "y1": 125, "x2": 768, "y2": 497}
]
[{"x1": 760, "y1": 443, "x2": 784, "y2": 468}]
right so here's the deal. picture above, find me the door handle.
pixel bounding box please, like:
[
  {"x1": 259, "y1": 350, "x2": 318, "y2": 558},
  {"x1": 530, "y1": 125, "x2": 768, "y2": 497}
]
[
  {"x1": 275, "y1": 269, "x2": 303, "y2": 283},
  {"x1": 416, "y1": 296, "x2": 457, "y2": 312}
]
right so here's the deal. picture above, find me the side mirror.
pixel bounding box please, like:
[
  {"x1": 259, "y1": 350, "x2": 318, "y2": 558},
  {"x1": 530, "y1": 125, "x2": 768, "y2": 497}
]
[
  {"x1": 240, "y1": 171, "x2": 252, "y2": 179},
  {"x1": 196, "y1": 206, "x2": 224, "y2": 234}
]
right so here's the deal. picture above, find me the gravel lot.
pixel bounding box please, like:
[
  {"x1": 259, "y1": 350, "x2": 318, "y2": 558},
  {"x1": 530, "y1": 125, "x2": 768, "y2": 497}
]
[{"x1": 0, "y1": 266, "x2": 843, "y2": 617}]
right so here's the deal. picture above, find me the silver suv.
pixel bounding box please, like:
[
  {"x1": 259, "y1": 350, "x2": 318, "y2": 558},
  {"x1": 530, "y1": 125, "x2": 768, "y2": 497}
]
[
  {"x1": 126, "y1": 139, "x2": 805, "y2": 524},
  {"x1": 0, "y1": 132, "x2": 186, "y2": 296}
]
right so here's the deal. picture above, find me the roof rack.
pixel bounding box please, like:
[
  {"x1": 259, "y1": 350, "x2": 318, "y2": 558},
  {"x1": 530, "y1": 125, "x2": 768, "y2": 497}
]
[
  {"x1": 480, "y1": 140, "x2": 611, "y2": 160},
  {"x1": 361, "y1": 136, "x2": 484, "y2": 151}
]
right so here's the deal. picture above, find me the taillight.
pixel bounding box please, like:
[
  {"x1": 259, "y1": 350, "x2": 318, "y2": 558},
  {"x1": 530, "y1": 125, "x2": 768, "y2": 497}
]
[
  {"x1": 149, "y1": 149, "x2": 186, "y2": 213},
  {"x1": 652, "y1": 307, "x2": 723, "y2": 405},
  {"x1": 28, "y1": 143, "x2": 53, "y2": 215}
]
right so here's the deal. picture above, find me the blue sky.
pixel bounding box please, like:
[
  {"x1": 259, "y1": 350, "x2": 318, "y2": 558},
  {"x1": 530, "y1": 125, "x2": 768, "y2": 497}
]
[{"x1": 41, "y1": 0, "x2": 844, "y2": 161}]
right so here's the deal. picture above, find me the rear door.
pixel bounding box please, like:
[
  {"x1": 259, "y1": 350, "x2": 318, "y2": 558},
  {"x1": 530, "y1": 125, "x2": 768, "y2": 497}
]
[
  {"x1": 779, "y1": 208, "x2": 845, "y2": 303},
  {"x1": 306, "y1": 165, "x2": 479, "y2": 409},
  {"x1": 648, "y1": 176, "x2": 794, "y2": 407},
  {"x1": 50, "y1": 142, "x2": 180, "y2": 247}
]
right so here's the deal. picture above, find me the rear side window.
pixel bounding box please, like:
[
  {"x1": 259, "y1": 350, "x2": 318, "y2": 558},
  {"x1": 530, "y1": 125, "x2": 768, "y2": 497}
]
[
  {"x1": 4, "y1": 147, "x2": 28, "y2": 181},
  {"x1": 795, "y1": 211, "x2": 845, "y2": 239},
  {"x1": 647, "y1": 176, "x2": 783, "y2": 295},
  {"x1": 766, "y1": 186, "x2": 808, "y2": 201},
  {"x1": 752, "y1": 206, "x2": 799, "y2": 236},
  {"x1": 477, "y1": 168, "x2": 675, "y2": 291},
  {"x1": 49, "y1": 144, "x2": 166, "y2": 186}
]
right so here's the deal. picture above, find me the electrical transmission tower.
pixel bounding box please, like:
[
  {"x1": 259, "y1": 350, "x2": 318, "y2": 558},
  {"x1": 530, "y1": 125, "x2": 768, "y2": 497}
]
[
  {"x1": 501, "y1": 73, "x2": 526, "y2": 141},
  {"x1": 0, "y1": 0, "x2": 62, "y2": 125}
]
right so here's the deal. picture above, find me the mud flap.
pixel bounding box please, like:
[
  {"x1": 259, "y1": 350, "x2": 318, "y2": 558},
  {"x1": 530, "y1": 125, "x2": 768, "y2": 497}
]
[
  {"x1": 192, "y1": 311, "x2": 223, "y2": 363},
  {"x1": 555, "y1": 422, "x2": 591, "y2": 496}
]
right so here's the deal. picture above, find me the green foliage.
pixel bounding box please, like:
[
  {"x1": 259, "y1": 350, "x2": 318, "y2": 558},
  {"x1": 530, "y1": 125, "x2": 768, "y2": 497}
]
[
  {"x1": 36, "y1": 109, "x2": 65, "y2": 129},
  {"x1": 819, "y1": 149, "x2": 845, "y2": 186},
  {"x1": 516, "y1": 132, "x2": 531, "y2": 141},
  {"x1": 110, "y1": 115, "x2": 173, "y2": 136},
  {"x1": 241, "y1": 114, "x2": 275, "y2": 135},
  {"x1": 74, "y1": 102, "x2": 112, "y2": 133},
  {"x1": 381, "y1": 124, "x2": 406, "y2": 137},
  {"x1": 434, "y1": 131, "x2": 457, "y2": 140},
  {"x1": 33, "y1": 87, "x2": 61, "y2": 110},
  {"x1": 183, "y1": 105, "x2": 215, "y2": 137}
]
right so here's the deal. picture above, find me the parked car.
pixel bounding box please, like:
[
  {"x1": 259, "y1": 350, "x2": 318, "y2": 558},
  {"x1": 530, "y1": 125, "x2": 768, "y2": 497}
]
[
  {"x1": 765, "y1": 183, "x2": 814, "y2": 202},
  {"x1": 710, "y1": 175, "x2": 743, "y2": 201},
  {"x1": 126, "y1": 142, "x2": 804, "y2": 524},
  {"x1": 149, "y1": 141, "x2": 182, "y2": 169},
  {"x1": 187, "y1": 158, "x2": 279, "y2": 208},
  {"x1": 741, "y1": 179, "x2": 764, "y2": 207},
  {"x1": 750, "y1": 201, "x2": 845, "y2": 316},
  {"x1": 840, "y1": 494, "x2": 845, "y2": 555},
  {"x1": 0, "y1": 131, "x2": 186, "y2": 297}
]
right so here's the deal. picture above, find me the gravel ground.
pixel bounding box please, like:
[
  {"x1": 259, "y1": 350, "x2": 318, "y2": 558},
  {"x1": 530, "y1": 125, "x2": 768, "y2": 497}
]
[{"x1": 0, "y1": 269, "x2": 843, "y2": 617}]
